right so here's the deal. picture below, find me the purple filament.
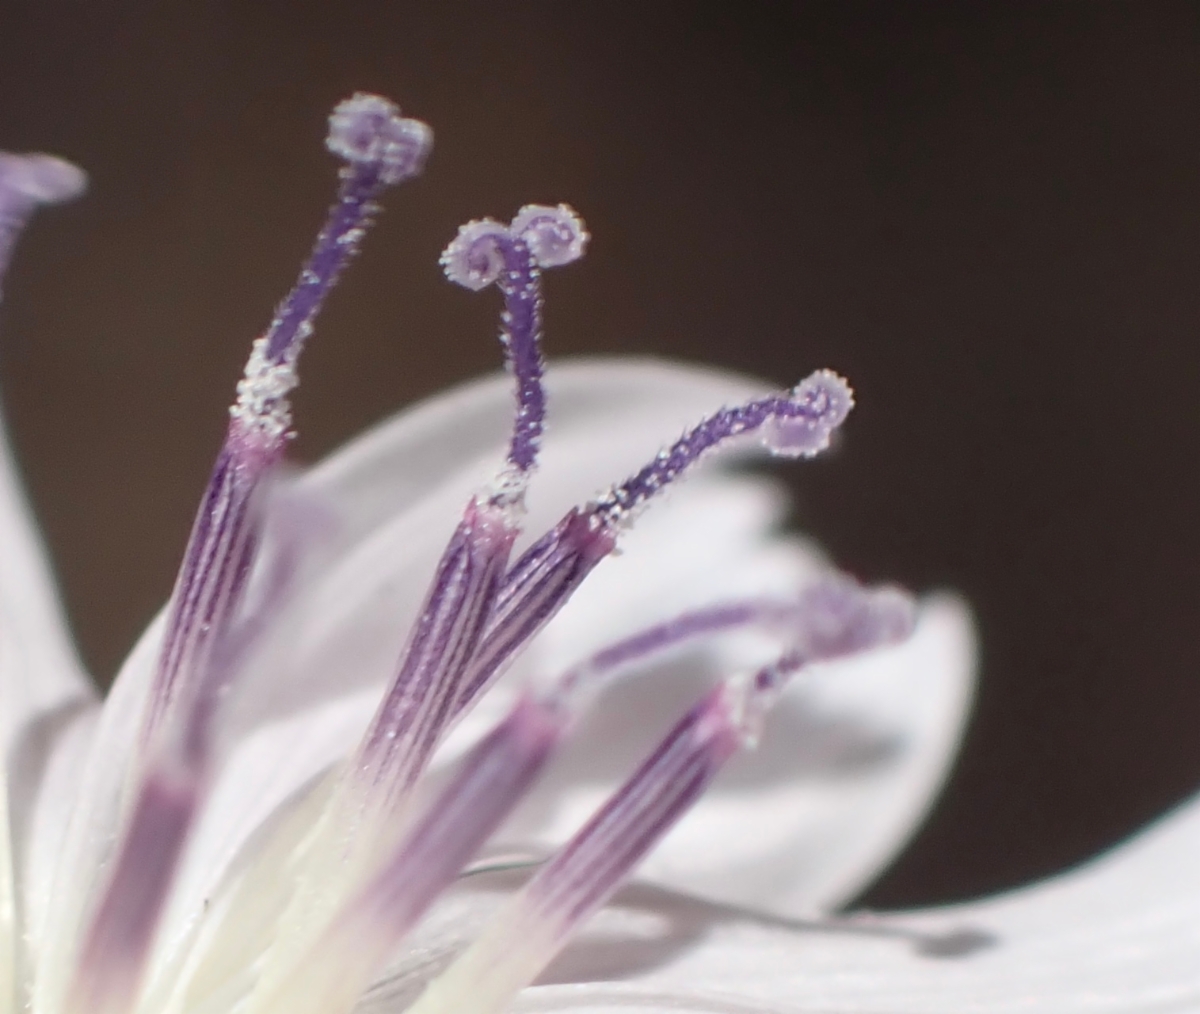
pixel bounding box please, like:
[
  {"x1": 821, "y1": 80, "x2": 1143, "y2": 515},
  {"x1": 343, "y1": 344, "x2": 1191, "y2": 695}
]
[
  {"x1": 454, "y1": 511, "x2": 614, "y2": 715},
  {"x1": 526, "y1": 684, "x2": 738, "y2": 927},
  {"x1": 592, "y1": 369, "x2": 852, "y2": 524},
  {"x1": 358, "y1": 502, "x2": 515, "y2": 805},
  {"x1": 68, "y1": 773, "x2": 198, "y2": 1014},
  {"x1": 493, "y1": 233, "x2": 546, "y2": 479},
  {"x1": 548, "y1": 599, "x2": 793, "y2": 706},
  {"x1": 346, "y1": 696, "x2": 561, "y2": 946},
  {"x1": 310, "y1": 594, "x2": 816, "y2": 991},
  {"x1": 458, "y1": 576, "x2": 916, "y2": 965},
  {"x1": 148, "y1": 446, "x2": 262, "y2": 735},
  {"x1": 261, "y1": 162, "x2": 385, "y2": 363}
]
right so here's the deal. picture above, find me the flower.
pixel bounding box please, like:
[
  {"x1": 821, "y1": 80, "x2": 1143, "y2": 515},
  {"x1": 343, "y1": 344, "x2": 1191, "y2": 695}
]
[{"x1": 0, "y1": 95, "x2": 974, "y2": 1014}]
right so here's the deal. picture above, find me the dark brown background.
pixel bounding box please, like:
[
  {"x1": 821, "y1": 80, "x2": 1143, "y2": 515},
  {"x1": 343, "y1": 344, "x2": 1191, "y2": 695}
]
[{"x1": 1, "y1": 1, "x2": 1198, "y2": 909}]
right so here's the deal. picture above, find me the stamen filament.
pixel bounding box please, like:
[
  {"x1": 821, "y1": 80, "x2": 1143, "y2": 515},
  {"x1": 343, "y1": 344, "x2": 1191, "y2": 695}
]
[
  {"x1": 254, "y1": 579, "x2": 907, "y2": 1014},
  {"x1": 213, "y1": 208, "x2": 586, "y2": 1009},
  {"x1": 442, "y1": 205, "x2": 588, "y2": 504},
  {"x1": 593, "y1": 368, "x2": 853, "y2": 527},
  {"x1": 408, "y1": 579, "x2": 913, "y2": 1014},
  {"x1": 245, "y1": 695, "x2": 564, "y2": 1014},
  {"x1": 248, "y1": 591, "x2": 808, "y2": 1014},
  {"x1": 453, "y1": 370, "x2": 853, "y2": 714},
  {"x1": 455, "y1": 510, "x2": 615, "y2": 713},
  {"x1": 63, "y1": 95, "x2": 430, "y2": 1014},
  {"x1": 145, "y1": 94, "x2": 431, "y2": 740},
  {"x1": 355, "y1": 499, "x2": 516, "y2": 809}
]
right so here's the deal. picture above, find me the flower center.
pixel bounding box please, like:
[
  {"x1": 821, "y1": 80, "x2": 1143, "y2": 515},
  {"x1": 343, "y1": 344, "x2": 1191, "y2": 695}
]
[{"x1": 0, "y1": 93, "x2": 912, "y2": 1014}]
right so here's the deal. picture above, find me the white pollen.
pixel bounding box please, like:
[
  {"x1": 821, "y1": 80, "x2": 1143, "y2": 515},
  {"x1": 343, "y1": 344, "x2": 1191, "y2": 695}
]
[{"x1": 229, "y1": 336, "x2": 299, "y2": 442}]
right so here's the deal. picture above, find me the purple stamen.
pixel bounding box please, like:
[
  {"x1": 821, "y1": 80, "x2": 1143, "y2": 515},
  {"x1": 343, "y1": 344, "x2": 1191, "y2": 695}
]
[
  {"x1": 338, "y1": 208, "x2": 587, "y2": 810},
  {"x1": 355, "y1": 499, "x2": 516, "y2": 808},
  {"x1": 282, "y1": 579, "x2": 909, "y2": 1014},
  {"x1": 455, "y1": 510, "x2": 615, "y2": 714},
  {"x1": 407, "y1": 578, "x2": 913, "y2": 1014},
  {"x1": 66, "y1": 771, "x2": 198, "y2": 1014},
  {"x1": 442, "y1": 205, "x2": 587, "y2": 495},
  {"x1": 265, "y1": 94, "x2": 431, "y2": 363},
  {"x1": 451, "y1": 373, "x2": 853, "y2": 715},
  {"x1": 593, "y1": 368, "x2": 853, "y2": 527},
  {"x1": 63, "y1": 96, "x2": 430, "y2": 1014},
  {"x1": 145, "y1": 95, "x2": 431, "y2": 740},
  {"x1": 0, "y1": 152, "x2": 86, "y2": 297},
  {"x1": 532, "y1": 581, "x2": 914, "y2": 926}
]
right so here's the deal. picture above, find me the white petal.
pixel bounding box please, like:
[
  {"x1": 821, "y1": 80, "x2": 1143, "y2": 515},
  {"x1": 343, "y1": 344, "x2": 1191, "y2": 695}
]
[
  {"x1": 16, "y1": 707, "x2": 95, "y2": 966},
  {"x1": 0, "y1": 420, "x2": 95, "y2": 1007},
  {"x1": 512, "y1": 791, "x2": 1200, "y2": 1013},
  {"x1": 0, "y1": 426, "x2": 92, "y2": 757}
]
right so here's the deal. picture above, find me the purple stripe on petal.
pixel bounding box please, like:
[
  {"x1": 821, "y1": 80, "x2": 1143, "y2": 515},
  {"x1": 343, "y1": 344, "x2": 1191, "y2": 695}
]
[{"x1": 66, "y1": 773, "x2": 198, "y2": 1014}]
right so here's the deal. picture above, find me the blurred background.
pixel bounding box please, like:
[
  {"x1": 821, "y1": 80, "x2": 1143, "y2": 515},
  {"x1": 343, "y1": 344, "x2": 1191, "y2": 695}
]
[{"x1": 1, "y1": 1, "x2": 1199, "y2": 909}]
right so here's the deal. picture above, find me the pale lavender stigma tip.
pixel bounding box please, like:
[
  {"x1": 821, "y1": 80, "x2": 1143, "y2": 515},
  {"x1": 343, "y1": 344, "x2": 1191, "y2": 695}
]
[
  {"x1": 440, "y1": 219, "x2": 510, "y2": 291},
  {"x1": 762, "y1": 369, "x2": 854, "y2": 458},
  {"x1": 0, "y1": 152, "x2": 87, "y2": 296},
  {"x1": 510, "y1": 203, "x2": 589, "y2": 267},
  {"x1": 442, "y1": 205, "x2": 587, "y2": 486},
  {"x1": 0, "y1": 152, "x2": 87, "y2": 206},
  {"x1": 592, "y1": 368, "x2": 854, "y2": 526},
  {"x1": 326, "y1": 93, "x2": 433, "y2": 184}
]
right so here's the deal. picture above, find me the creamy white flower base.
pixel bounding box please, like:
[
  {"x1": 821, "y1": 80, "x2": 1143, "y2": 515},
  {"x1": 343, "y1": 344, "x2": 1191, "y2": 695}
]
[{"x1": 1, "y1": 357, "x2": 980, "y2": 1014}]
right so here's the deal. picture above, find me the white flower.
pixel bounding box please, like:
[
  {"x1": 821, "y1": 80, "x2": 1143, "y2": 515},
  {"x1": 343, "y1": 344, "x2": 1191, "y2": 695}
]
[{"x1": 0, "y1": 95, "x2": 975, "y2": 1014}]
